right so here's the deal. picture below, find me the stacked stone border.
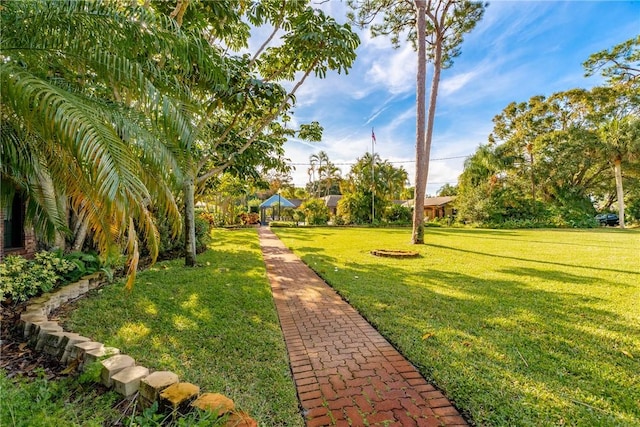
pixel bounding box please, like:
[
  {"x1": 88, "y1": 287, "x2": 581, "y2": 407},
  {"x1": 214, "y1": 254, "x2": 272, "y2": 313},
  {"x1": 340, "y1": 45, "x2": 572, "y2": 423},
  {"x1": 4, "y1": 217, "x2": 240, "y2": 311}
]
[{"x1": 17, "y1": 273, "x2": 257, "y2": 427}]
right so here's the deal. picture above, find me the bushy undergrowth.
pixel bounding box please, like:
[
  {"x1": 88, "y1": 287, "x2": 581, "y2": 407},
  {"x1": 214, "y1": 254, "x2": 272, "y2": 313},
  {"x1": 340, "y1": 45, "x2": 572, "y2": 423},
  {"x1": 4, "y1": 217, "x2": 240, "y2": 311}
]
[
  {"x1": 155, "y1": 215, "x2": 211, "y2": 257},
  {"x1": 0, "y1": 251, "x2": 76, "y2": 302},
  {"x1": 60, "y1": 252, "x2": 103, "y2": 283},
  {"x1": 0, "y1": 249, "x2": 107, "y2": 303}
]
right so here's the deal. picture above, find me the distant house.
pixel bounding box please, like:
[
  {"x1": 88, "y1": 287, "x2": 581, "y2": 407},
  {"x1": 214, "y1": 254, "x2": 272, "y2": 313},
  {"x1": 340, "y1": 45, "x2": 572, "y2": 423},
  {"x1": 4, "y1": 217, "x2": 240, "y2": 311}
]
[
  {"x1": 323, "y1": 195, "x2": 342, "y2": 216},
  {"x1": 288, "y1": 199, "x2": 303, "y2": 209},
  {"x1": 1, "y1": 192, "x2": 36, "y2": 260},
  {"x1": 403, "y1": 196, "x2": 456, "y2": 220}
]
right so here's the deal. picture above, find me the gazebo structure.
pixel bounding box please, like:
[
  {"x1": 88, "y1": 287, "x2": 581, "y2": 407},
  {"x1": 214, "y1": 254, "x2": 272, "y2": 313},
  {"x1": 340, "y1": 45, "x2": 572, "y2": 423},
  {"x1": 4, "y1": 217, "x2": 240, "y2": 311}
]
[{"x1": 259, "y1": 194, "x2": 296, "y2": 225}]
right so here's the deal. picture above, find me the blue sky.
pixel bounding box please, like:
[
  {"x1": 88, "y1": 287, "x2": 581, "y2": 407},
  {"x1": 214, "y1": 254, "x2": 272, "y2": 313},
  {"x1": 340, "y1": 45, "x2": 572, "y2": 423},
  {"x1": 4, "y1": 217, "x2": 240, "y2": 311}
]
[{"x1": 278, "y1": 1, "x2": 639, "y2": 194}]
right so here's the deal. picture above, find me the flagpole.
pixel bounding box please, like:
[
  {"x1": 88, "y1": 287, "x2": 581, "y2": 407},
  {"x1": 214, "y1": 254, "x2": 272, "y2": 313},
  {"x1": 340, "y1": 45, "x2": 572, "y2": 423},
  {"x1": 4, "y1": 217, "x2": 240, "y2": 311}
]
[{"x1": 371, "y1": 128, "x2": 375, "y2": 224}]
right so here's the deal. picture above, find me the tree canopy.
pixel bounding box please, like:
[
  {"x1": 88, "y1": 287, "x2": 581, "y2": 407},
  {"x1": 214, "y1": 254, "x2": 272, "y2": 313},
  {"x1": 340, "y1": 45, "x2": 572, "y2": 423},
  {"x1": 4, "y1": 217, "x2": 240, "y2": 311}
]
[
  {"x1": 1, "y1": 0, "x2": 359, "y2": 279},
  {"x1": 456, "y1": 72, "x2": 640, "y2": 227}
]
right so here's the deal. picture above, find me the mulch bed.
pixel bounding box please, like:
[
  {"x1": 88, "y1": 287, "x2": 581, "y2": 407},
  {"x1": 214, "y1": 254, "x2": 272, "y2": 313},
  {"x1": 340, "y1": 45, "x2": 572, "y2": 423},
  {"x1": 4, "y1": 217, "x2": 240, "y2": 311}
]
[
  {"x1": 0, "y1": 301, "x2": 137, "y2": 425},
  {"x1": 0, "y1": 302, "x2": 71, "y2": 380}
]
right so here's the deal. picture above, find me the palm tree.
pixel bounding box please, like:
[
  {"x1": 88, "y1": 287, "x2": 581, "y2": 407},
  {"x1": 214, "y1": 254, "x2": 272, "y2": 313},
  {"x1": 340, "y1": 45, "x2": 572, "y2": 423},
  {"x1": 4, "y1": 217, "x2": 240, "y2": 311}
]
[
  {"x1": 309, "y1": 151, "x2": 330, "y2": 197},
  {"x1": 597, "y1": 116, "x2": 640, "y2": 229},
  {"x1": 1, "y1": 0, "x2": 222, "y2": 285},
  {"x1": 319, "y1": 161, "x2": 342, "y2": 197},
  {"x1": 379, "y1": 161, "x2": 408, "y2": 200}
]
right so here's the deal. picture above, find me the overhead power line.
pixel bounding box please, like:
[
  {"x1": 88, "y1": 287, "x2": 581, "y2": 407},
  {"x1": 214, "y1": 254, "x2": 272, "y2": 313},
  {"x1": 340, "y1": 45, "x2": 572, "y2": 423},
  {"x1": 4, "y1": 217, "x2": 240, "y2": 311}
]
[{"x1": 288, "y1": 155, "x2": 469, "y2": 167}]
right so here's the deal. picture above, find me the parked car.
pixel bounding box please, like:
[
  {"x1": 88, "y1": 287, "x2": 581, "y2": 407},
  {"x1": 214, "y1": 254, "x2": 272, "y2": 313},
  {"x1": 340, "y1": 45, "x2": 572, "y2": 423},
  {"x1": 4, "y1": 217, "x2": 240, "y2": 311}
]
[{"x1": 596, "y1": 213, "x2": 619, "y2": 226}]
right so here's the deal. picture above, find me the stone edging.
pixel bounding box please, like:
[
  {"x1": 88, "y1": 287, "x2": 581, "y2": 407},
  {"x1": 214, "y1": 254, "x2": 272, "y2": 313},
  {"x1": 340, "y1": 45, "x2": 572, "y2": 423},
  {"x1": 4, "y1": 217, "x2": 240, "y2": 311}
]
[
  {"x1": 370, "y1": 249, "x2": 420, "y2": 258},
  {"x1": 17, "y1": 274, "x2": 257, "y2": 426}
]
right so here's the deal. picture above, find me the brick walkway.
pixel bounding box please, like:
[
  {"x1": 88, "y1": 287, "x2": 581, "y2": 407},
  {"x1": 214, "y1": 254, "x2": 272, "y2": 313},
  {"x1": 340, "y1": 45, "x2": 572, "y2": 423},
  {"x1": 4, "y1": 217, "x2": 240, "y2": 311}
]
[{"x1": 258, "y1": 227, "x2": 467, "y2": 427}]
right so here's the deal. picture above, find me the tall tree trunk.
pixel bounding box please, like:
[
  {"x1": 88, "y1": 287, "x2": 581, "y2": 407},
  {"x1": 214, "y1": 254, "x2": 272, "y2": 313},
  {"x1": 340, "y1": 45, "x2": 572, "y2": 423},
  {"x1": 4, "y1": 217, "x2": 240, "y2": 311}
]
[
  {"x1": 184, "y1": 175, "x2": 197, "y2": 266},
  {"x1": 411, "y1": 0, "x2": 427, "y2": 244},
  {"x1": 528, "y1": 146, "x2": 535, "y2": 201},
  {"x1": 71, "y1": 213, "x2": 89, "y2": 251},
  {"x1": 424, "y1": 39, "x2": 443, "y2": 201},
  {"x1": 414, "y1": 31, "x2": 444, "y2": 242},
  {"x1": 614, "y1": 156, "x2": 625, "y2": 228}
]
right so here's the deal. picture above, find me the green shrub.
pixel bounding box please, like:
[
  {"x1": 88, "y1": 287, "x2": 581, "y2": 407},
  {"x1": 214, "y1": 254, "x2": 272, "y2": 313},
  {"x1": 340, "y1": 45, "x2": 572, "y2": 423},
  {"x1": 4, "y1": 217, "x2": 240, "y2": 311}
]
[
  {"x1": 61, "y1": 251, "x2": 102, "y2": 282},
  {"x1": 269, "y1": 221, "x2": 298, "y2": 227},
  {"x1": 300, "y1": 198, "x2": 329, "y2": 225},
  {"x1": 199, "y1": 211, "x2": 218, "y2": 227},
  {"x1": 155, "y1": 215, "x2": 212, "y2": 257},
  {"x1": 0, "y1": 251, "x2": 76, "y2": 302},
  {"x1": 292, "y1": 210, "x2": 306, "y2": 224},
  {"x1": 332, "y1": 215, "x2": 346, "y2": 225},
  {"x1": 194, "y1": 216, "x2": 212, "y2": 253},
  {"x1": 383, "y1": 204, "x2": 412, "y2": 224}
]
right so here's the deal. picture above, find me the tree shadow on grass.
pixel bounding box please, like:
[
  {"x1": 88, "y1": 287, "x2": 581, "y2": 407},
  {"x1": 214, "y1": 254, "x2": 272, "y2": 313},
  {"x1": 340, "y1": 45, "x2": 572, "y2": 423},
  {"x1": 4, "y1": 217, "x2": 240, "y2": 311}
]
[
  {"x1": 294, "y1": 249, "x2": 639, "y2": 426},
  {"x1": 65, "y1": 239, "x2": 304, "y2": 427},
  {"x1": 426, "y1": 227, "x2": 640, "y2": 249},
  {"x1": 424, "y1": 242, "x2": 640, "y2": 278},
  {"x1": 496, "y1": 266, "x2": 608, "y2": 287}
]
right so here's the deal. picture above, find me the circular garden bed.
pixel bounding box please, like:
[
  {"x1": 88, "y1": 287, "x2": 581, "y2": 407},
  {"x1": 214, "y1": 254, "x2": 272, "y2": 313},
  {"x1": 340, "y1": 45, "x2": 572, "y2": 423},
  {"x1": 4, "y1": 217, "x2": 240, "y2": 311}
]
[{"x1": 370, "y1": 249, "x2": 420, "y2": 258}]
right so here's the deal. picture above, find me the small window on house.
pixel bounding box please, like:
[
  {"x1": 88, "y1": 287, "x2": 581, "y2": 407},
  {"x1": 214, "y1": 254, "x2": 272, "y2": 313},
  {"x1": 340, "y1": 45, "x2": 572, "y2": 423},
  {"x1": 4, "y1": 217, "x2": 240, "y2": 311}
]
[{"x1": 3, "y1": 193, "x2": 25, "y2": 249}]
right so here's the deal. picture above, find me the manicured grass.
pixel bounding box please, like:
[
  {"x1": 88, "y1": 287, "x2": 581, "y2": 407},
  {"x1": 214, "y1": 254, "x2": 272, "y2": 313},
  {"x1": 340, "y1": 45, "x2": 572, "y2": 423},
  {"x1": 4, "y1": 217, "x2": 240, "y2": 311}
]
[
  {"x1": 65, "y1": 228, "x2": 303, "y2": 426},
  {"x1": 0, "y1": 370, "x2": 120, "y2": 426},
  {"x1": 273, "y1": 227, "x2": 640, "y2": 426}
]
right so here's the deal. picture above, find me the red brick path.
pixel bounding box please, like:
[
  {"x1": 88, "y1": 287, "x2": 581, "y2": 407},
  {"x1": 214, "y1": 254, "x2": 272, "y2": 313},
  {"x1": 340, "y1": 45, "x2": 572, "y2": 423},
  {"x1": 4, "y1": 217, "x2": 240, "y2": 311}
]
[{"x1": 258, "y1": 227, "x2": 467, "y2": 427}]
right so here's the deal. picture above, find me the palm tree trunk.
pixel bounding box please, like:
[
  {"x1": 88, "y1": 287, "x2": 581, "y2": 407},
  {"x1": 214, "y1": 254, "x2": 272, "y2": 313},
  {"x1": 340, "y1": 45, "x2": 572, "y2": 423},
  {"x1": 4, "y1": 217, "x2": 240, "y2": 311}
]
[
  {"x1": 412, "y1": 0, "x2": 427, "y2": 244},
  {"x1": 71, "y1": 212, "x2": 89, "y2": 251},
  {"x1": 184, "y1": 175, "x2": 197, "y2": 266},
  {"x1": 614, "y1": 157, "x2": 625, "y2": 228}
]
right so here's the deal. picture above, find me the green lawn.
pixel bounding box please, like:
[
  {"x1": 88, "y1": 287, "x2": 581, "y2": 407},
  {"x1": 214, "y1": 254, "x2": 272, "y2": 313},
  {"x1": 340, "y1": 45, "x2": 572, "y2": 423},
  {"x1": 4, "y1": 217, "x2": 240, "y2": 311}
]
[
  {"x1": 0, "y1": 372, "x2": 121, "y2": 427},
  {"x1": 65, "y1": 229, "x2": 303, "y2": 426},
  {"x1": 273, "y1": 227, "x2": 640, "y2": 426}
]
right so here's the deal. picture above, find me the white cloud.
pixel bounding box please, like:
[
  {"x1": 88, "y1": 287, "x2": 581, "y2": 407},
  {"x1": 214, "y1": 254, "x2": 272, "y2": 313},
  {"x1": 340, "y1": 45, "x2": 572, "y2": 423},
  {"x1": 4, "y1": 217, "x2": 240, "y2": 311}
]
[
  {"x1": 277, "y1": 0, "x2": 640, "y2": 198},
  {"x1": 365, "y1": 43, "x2": 416, "y2": 95},
  {"x1": 440, "y1": 70, "x2": 479, "y2": 96},
  {"x1": 385, "y1": 105, "x2": 415, "y2": 134}
]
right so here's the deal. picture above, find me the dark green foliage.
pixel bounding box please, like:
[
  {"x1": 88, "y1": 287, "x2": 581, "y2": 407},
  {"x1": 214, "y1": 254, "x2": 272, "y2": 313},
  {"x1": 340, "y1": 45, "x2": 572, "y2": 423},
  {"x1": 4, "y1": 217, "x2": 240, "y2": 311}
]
[
  {"x1": 154, "y1": 215, "x2": 211, "y2": 258},
  {"x1": 193, "y1": 216, "x2": 212, "y2": 253},
  {"x1": 60, "y1": 252, "x2": 102, "y2": 283},
  {"x1": 382, "y1": 204, "x2": 412, "y2": 224},
  {"x1": 627, "y1": 194, "x2": 640, "y2": 222}
]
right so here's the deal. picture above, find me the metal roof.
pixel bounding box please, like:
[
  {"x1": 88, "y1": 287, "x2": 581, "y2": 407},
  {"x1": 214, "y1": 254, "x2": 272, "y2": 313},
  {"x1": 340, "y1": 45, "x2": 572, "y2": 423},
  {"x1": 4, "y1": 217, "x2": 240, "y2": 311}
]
[{"x1": 259, "y1": 194, "x2": 296, "y2": 208}]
